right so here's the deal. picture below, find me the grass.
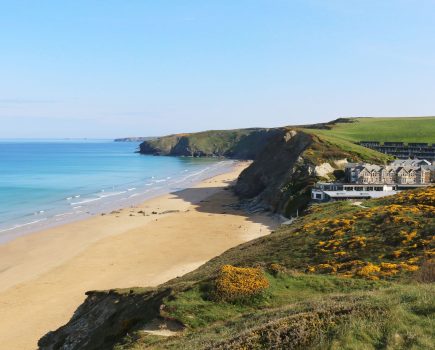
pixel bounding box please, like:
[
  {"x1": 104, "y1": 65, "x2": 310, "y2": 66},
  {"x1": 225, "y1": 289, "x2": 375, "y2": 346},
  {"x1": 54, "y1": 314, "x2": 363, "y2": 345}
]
[
  {"x1": 302, "y1": 131, "x2": 393, "y2": 164},
  {"x1": 277, "y1": 128, "x2": 392, "y2": 217},
  {"x1": 111, "y1": 187, "x2": 434, "y2": 349},
  {"x1": 178, "y1": 188, "x2": 434, "y2": 283},
  {"x1": 161, "y1": 273, "x2": 385, "y2": 330},
  {"x1": 141, "y1": 116, "x2": 435, "y2": 159},
  {"x1": 303, "y1": 117, "x2": 435, "y2": 144},
  {"x1": 140, "y1": 128, "x2": 278, "y2": 158},
  {"x1": 115, "y1": 278, "x2": 434, "y2": 350}
]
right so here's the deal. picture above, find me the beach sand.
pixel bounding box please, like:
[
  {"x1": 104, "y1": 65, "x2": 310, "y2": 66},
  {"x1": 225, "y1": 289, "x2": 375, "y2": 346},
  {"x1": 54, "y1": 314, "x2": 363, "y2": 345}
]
[{"x1": 0, "y1": 162, "x2": 278, "y2": 350}]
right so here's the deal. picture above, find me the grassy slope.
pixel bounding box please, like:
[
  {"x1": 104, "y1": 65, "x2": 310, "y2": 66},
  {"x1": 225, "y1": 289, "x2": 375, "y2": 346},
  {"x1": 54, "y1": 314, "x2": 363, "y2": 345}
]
[
  {"x1": 141, "y1": 117, "x2": 435, "y2": 157},
  {"x1": 176, "y1": 129, "x2": 256, "y2": 154},
  {"x1": 140, "y1": 128, "x2": 274, "y2": 157},
  {"x1": 114, "y1": 187, "x2": 434, "y2": 350},
  {"x1": 304, "y1": 117, "x2": 435, "y2": 144},
  {"x1": 119, "y1": 118, "x2": 432, "y2": 349},
  {"x1": 302, "y1": 131, "x2": 393, "y2": 164}
]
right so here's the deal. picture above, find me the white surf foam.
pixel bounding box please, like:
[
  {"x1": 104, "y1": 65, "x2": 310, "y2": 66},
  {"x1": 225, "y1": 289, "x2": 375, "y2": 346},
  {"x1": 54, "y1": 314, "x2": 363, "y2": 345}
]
[
  {"x1": 70, "y1": 198, "x2": 101, "y2": 205},
  {"x1": 0, "y1": 218, "x2": 48, "y2": 233}
]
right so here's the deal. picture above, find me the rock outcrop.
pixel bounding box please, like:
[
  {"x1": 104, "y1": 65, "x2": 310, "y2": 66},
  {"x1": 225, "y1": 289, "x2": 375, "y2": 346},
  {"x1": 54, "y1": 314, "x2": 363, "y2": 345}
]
[
  {"x1": 314, "y1": 162, "x2": 335, "y2": 178},
  {"x1": 234, "y1": 129, "x2": 313, "y2": 215},
  {"x1": 38, "y1": 289, "x2": 170, "y2": 350}
]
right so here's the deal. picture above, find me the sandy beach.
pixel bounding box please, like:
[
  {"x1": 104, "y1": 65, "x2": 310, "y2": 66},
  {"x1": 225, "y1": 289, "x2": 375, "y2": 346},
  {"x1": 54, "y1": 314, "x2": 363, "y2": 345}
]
[{"x1": 0, "y1": 162, "x2": 278, "y2": 350}]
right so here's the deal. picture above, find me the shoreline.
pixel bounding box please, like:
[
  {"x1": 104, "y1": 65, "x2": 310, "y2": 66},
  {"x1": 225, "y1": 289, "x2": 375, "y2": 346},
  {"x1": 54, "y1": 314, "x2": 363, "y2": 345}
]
[
  {"x1": 0, "y1": 159, "x2": 236, "y2": 244},
  {"x1": 0, "y1": 161, "x2": 280, "y2": 350}
]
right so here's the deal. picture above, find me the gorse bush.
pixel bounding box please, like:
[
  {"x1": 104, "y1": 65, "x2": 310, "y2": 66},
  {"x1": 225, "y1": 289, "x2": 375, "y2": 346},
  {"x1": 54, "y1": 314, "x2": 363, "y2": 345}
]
[
  {"x1": 268, "y1": 263, "x2": 287, "y2": 276},
  {"x1": 379, "y1": 186, "x2": 435, "y2": 206},
  {"x1": 300, "y1": 187, "x2": 434, "y2": 280},
  {"x1": 215, "y1": 265, "x2": 269, "y2": 301}
]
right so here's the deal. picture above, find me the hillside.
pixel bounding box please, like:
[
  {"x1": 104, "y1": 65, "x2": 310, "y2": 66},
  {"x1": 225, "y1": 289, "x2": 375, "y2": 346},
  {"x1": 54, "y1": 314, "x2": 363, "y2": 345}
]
[
  {"x1": 39, "y1": 187, "x2": 435, "y2": 350},
  {"x1": 139, "y1": 128, "x2": 280, "y2": 158},
  {"x1": 303, "y1": 117, "x2": 435, "y2": 144}
]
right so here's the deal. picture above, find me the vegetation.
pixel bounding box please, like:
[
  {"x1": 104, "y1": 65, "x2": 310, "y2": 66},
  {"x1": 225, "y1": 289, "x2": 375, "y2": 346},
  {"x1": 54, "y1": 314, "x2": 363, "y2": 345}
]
[
  {"x1": 302, "y1": 131, "x2": 393, "y2": 164},
  {"x1": 214, "y1": 265, "x2": 269, "y2": 302},
  {"x1": 139, "y1": 128, "x2": 279, "y2": 159},
  {"x1": 303, "y1": 117, "x2": 435, "y2": 144},
  {"x1": 302, "y1": 190, "x2": 434, "y2": 280},
  {"x1": 108, "y1": 187, "x2": 434, "y2": 350},
  {"x1": 140, "y1": 117, "x2": 435, "y2": 159}
]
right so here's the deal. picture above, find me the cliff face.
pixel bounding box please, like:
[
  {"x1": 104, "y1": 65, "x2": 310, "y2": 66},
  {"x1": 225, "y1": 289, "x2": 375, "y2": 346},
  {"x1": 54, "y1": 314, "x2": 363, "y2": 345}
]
[
  {"x1": 234, "y1": 129, "x2": 313, "y2": 215},
  {"x1": 38, "y1": 288, "x2": 171, "y2": 350},
  {"x1": 234, "y1": 129, "x2": 391, "y2": 216},
  {"x1": 138, "y1": 128, "x2": 280, "y2": 159}
]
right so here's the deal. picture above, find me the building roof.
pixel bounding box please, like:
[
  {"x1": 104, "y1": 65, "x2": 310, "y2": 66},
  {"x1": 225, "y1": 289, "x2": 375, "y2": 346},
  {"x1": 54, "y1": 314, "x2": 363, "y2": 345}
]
[
  {"x1": 391, "y1": 158, "x2": 431, "y2": 167},
  {"x1": 323, "y1": 191, "x2": 397, "y2": 199},
  {"x1": 345, "y1": 159, "x2": 433, "y2": 173}
]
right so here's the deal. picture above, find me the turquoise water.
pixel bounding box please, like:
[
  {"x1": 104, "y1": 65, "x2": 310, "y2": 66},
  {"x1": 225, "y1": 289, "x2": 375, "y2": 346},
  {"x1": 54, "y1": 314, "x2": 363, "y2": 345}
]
[{"x1": 0, "y1": 140, "x2": 233, "y2": 243}]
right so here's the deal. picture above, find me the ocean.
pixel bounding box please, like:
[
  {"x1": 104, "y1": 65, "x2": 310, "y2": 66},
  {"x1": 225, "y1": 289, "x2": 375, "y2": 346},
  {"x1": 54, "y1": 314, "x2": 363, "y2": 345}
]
[{"x1": 0, "y1": 140, "x2": 234, "y2": 243}]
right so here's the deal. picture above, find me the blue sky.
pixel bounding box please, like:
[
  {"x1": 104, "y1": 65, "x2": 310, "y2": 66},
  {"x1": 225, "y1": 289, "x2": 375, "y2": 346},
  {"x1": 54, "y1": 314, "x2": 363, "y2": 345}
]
[{"x1": 1, "y1": 0, "x2": 434, "y2": 138}]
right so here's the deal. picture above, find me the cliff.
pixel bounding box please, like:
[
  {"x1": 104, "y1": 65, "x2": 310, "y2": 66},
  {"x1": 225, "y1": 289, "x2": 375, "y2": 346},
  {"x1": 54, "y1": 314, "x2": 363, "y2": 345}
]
[
  {"x1": 234, "y1": 128, "x2": 391, "y2": 216},
  {"x1": 138, "y1": 128, "x2": 280, "y2": 158},
  {"x1": 39, "y1": 288, "x2": 170, "y2": 350}
]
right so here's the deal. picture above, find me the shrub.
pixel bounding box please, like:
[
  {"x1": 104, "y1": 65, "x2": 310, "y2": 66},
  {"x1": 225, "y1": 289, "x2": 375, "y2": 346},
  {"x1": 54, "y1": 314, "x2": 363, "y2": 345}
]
[
  {"x1": 268, "y1": 263, "x2": 287, "y2": 276},
  {"x1": 215, "y1": 265, "x2": 269, "y2": 302}
]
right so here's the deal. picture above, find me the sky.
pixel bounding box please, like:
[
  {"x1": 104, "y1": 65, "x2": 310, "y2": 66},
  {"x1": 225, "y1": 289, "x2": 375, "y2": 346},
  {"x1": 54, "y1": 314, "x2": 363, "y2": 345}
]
[{"x1": 1, "y1": 0, "x2": 435, "y2": 138}]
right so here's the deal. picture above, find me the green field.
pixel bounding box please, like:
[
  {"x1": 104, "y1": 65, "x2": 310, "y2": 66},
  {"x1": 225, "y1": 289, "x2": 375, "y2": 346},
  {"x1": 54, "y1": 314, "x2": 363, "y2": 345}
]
[{"x1": 304, "y1": 117, "x2": 435, "y2": 144}]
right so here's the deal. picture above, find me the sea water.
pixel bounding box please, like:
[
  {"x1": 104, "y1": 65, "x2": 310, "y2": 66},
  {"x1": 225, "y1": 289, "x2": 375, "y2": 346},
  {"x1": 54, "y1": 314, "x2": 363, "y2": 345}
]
[{"x1": 0, "y1": 140, "x2": 234, "y2": 243}]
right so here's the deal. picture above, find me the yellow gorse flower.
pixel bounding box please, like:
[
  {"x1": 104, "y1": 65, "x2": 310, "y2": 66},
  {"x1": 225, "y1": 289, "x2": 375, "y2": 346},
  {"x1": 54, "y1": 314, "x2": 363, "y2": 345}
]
[{"x1": 215, "y1": 265, "x2": 269, "y2": 301}]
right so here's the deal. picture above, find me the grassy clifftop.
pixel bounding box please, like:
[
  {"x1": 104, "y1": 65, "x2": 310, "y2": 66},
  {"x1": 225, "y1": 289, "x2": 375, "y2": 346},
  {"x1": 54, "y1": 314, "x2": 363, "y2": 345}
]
[
  {"x1": 139, "y1": 117, "x2": 435, "y2": 159},
  {"x1": 303, "y1": 117, "x2": 435, "y2": 143},
  {"x1": 40, "y1": 187, "x2": 435, "y2": 350},
  {"x1": 139, "y1": 128, "x2": 280, "y2": 159}
]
